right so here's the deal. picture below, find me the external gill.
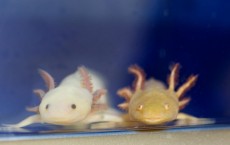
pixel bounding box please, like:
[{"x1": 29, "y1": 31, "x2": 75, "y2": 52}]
[
  {"x1": 117, "y1": 65, "x2": 145, "y2": 111},
  {"x1": 3, "y1": 69, "x2": 56, "y2": 128},
  {"x1": 117, "y1": 87, "x2": 132, "y2": 110},
  {"x1": 168, "y1": 63, "x2": 198, "y2": 110},
  {"x1": 26, "y1": 89, "x2": 46, "y2": 113},
  {"x1": 26, "y1": 69, "x2": 56, "y2": 113},
  {"x1": 79, "y1": 66, "x2": 108, "y2": 113}
]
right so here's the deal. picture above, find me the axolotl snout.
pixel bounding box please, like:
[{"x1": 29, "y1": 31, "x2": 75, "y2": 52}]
[{"x1": 117, "y1": 64, "x2": 198, "y2": 125}]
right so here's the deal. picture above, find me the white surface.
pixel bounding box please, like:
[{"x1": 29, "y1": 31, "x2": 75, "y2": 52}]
[{"x1": 0, "y1": 128, "x2": 229, "y2": 145}]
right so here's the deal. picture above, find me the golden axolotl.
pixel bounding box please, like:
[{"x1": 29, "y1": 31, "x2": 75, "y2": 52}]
[{"x1": 117, "y1": 63, "x2": 198, "y2": 125}]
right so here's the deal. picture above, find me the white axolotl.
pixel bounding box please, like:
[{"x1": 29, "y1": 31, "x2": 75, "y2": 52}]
[{"x1": 6, "y1": 66, "x2": 121, "y2": 128}]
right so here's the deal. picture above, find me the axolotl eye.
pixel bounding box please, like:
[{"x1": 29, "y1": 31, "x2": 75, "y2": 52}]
[
  {"x1": 71, "y1": 104, "x2": 76, "y2": 109},
  {"x1": 164, "y1": 103, "x2": 169, "y2": 110},
  {"x1": 45, "y1": 104, "x2": 50, "y2": 110}
]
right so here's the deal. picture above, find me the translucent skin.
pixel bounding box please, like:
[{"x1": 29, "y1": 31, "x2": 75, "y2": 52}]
[{"x1": 129, "y1": 88, "x2": 179, "y2": 125}]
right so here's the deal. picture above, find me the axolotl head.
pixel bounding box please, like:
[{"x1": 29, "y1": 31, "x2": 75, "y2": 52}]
[
  {"x1": 39, "y1": 86, "x2": 92, "y2": 125},
  {"x1": 129, "y1": 91, "x2": 179, "y2": 125}
]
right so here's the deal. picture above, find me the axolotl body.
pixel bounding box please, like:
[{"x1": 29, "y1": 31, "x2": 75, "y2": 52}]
[
  {"x1": 7, "y1": 67, "x2": 111, "y2": 128},
  {"x1": 117, "y1": 64, "x2": 198, "y2": 125}
]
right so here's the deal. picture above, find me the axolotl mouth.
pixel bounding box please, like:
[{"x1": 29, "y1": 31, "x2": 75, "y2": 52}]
[
  {"x1": 137, "y1": 112, "x2": 178, "y2": 125},
  {"x1": 141, "y1": 117, "x2": 166, "y2": 125},
  {"x1": 44, "y1": 117, "x2": 84, "y2": 125},
  {"x1": 137, "y1": 116, "x2": 167, "y2": 125}
]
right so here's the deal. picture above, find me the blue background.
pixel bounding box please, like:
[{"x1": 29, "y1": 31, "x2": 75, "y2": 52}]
[{"x1": 0, "y1": 0, "x2": 229, "y2": 124}]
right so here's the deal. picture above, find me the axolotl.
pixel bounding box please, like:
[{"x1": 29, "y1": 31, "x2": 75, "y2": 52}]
[
  {"x1": 117, "y1": 63, "x2": 198, "y2": 125},
  {"x1": 6, "y1": 67, "x2": 111, "y2": 128}
]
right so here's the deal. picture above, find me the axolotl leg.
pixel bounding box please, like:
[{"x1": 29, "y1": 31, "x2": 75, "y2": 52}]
[
  {"x1": 176, "y1": 113, "x2": 215, "y2": 126},
  {"x1": 3, "y1": 114, "x2": 42, "y2": 128}
]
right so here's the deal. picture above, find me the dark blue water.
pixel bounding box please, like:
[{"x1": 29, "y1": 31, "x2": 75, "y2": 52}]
[{"x1": 0, "y1": 0, "x2": 229, "y2": 138}]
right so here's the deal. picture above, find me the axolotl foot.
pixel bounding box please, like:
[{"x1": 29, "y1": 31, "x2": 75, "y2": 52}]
[{"x1": 2, "y1": 114, "x2": 42, "y2": 128}]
